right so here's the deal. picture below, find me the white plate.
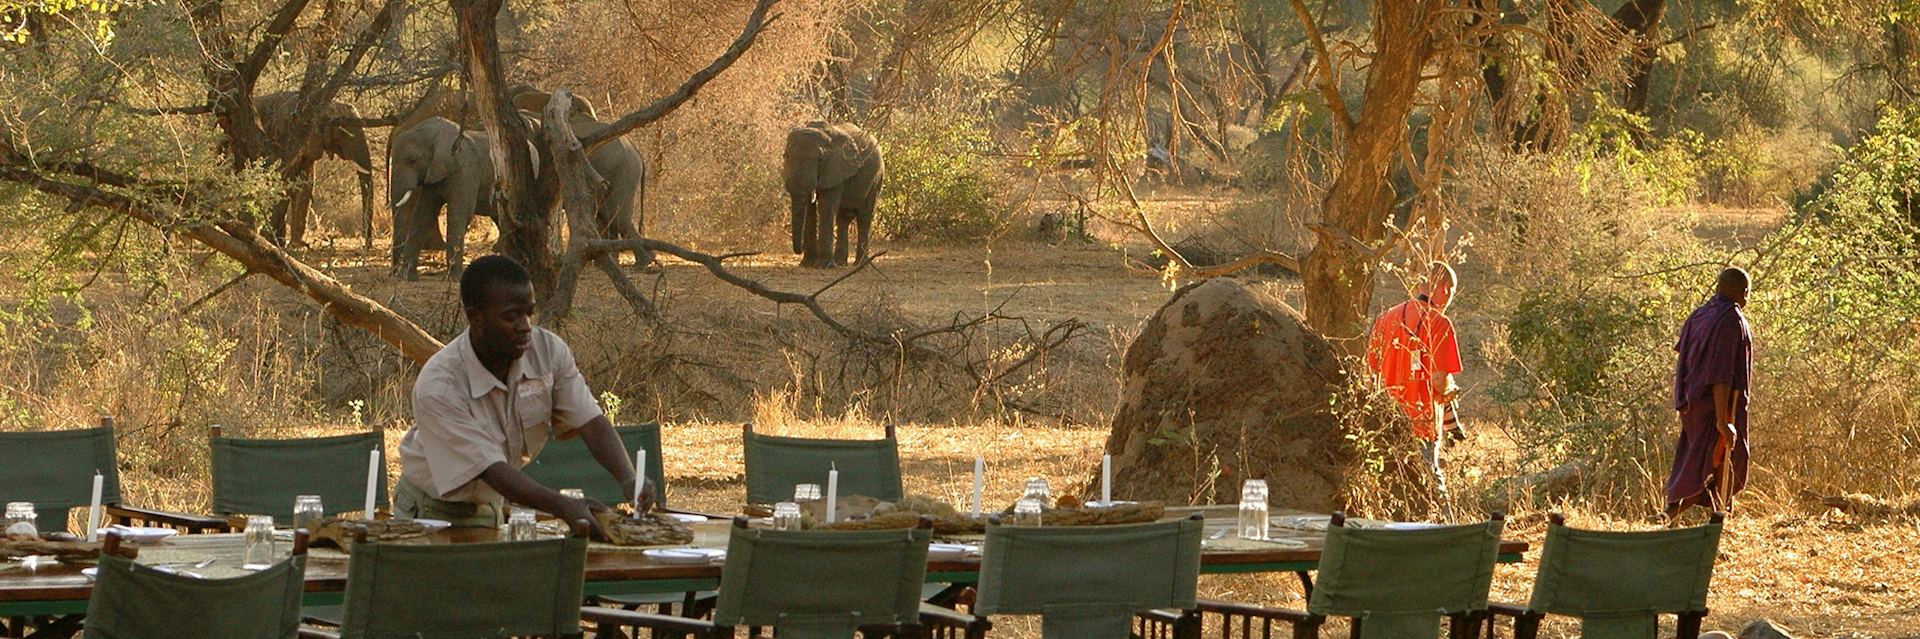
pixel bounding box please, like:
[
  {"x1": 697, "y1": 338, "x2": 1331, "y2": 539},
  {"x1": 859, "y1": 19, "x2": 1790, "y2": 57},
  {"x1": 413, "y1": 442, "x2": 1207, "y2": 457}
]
[
  {"x1": 80, "y1": 567, "x2": 99, "y2": 580},
  {"x1": 662, "y1": 513, "x2": 708, "y2": 523},
  {"x1": 927, "y1": 543, "x2": 979, "y2": 561},
  {"x1": 410, "y1": 518, "x2": 452, "y2": 532},
  {"x1": 96, "y1": 525, "x2": 178, "y2": 543},
  {"x1": 1271, "y1": 515, "x2": 1332, "y2": 531},
  {"x1": 643, "y1": 548, "x2": 725, "y2": 565},
  {"x1": 1082, "y1": 500, "x2": 1138, "y2": 508},
  {"x1": 1380, "y1": 522, "x2": 1446, "y2": 531}
]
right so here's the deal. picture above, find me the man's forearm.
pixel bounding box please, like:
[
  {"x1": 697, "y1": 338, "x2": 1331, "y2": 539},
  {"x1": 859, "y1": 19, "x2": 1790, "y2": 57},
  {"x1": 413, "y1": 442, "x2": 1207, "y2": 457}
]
[
  {"x1": 578, "y1": 416, "x2": 641, "y2": 505},
  {"x1": 479, "y1": 462, "x2": 569, "y2": 515},
  {"x1": 1712, "y1": 384, "x2": 1735, "y2": 433}
]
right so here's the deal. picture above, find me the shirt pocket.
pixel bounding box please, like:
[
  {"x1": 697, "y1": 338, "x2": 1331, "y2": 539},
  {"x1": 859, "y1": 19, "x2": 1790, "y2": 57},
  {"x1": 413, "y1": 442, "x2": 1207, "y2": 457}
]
[{"x1": 515, "y1": 375, "x2": 555, "y2": 440}]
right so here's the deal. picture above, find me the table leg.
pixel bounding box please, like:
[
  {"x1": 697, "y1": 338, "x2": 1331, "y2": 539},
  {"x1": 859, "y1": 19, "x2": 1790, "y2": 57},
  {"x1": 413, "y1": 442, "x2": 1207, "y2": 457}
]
[
  {"x1": 1294, "y1": 571, "x2": 1313, "y2": 600},
  {"x1": 20, "y1": 615, "x2": 81, "y2": 639}
]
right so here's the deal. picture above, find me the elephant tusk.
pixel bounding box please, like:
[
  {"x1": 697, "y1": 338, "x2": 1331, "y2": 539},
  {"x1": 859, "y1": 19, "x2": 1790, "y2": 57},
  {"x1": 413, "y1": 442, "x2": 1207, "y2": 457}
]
[{"x1": 393, "y1": 190, "x2": 414, "y2": 209}]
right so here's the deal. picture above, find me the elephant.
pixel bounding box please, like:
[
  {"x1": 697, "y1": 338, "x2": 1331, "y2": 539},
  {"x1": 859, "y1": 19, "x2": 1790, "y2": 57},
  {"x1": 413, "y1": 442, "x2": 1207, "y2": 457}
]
[
  {"x1": 386, "y1": 116, "x2": 496, "y2": 280},
  {"x1": 783, "y1": 121, "x2": 884, "y2": 268},
  {"x1": 256, "y1": 91, "x2": 374, "y2": 247},
  {"x1": 509, "y1": 88, "x2": 650, "y2": 267}
]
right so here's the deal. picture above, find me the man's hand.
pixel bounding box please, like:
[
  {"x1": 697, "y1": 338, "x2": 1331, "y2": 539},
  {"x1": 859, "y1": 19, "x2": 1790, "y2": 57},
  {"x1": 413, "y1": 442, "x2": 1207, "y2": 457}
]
[
  {"x1": 621, "y1": 478, "x2": 657, "y2": 515},
  {"x1": 554, "y1": 496, "x2": 607, "y2": 541}
]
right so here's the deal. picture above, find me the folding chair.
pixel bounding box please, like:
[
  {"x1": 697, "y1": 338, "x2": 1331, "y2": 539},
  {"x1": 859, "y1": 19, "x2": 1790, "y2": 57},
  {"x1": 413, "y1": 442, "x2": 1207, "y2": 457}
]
[
  {"x1": 83, "y1": 531, "x2": 310, "y2": 639},
  {"x1": 1487, "y1": 512, "x2": 1724, "y2": 639},
  {"x1": 299, "y1": 532, "x2": 588, "y2": 639},
  {"x1": 210, "y1": 427, "x2": 388, "y2": 526},
  {"x1": 1179, "y1": 512, "x2": 1506, "y2": 639},
  {"x1": 523, "y1": 422, "x2": 669, "y2": 509},
  {"x1": 743, "y1": 422, "x2": 903, "y2": 505},
  {"x1": 975, "y1": 515, "x2": 1205, "y2": 639},
  {"x1": 0, "y1": 417, "x2": 225, "y2": 534},
  {"x1": 584, "y1": 517, "x2": 989, "y2": 639}
]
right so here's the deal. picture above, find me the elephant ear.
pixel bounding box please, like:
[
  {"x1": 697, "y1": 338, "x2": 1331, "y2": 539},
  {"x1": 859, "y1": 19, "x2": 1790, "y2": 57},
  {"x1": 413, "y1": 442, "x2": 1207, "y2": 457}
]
[
  {"x1": 509, "y1": 87, "x2": 549, "y2": 115},
  {"x1": 818, "y1": 124, "x2": 864, "y2": 188},
  {"x1": 425, "y1": 122, "x2": 461, "y2": 184}
]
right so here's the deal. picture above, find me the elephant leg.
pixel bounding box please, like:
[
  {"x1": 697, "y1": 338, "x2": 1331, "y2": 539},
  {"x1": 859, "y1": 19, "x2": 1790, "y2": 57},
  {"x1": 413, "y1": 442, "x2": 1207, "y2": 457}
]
[
  {"x1": 811, "y1": 187, "x2": 844, "y2": 268},
  {"x1": 396, "y1": 193, "x2": 445, "y2": 281},
  {"x1": 359, "y1": 170, "x2": 375, "y2": 250},
  {"x1": 286, "y1": 175, "x2": 313, "y2": 247},
  {"x1": 834, "y1": 209, "x2": 852, "y2": 265},
  {"x1": 445, "y1": 191, "x2": 478, "y2": 281},
  {"x1": 855, "y1": 205, "x2": 873, "y2": 264}
]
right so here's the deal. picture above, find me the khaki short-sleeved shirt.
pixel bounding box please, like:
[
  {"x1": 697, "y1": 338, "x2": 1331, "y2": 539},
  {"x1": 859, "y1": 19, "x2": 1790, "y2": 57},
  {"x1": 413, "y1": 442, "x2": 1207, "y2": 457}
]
[{"x1": 400, "y1": 327, "x2": 604, "y2": 503}]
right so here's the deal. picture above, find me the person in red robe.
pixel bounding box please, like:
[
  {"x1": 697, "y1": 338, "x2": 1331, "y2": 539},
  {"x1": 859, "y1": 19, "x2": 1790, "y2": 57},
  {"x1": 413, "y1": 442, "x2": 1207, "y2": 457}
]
[
  {"x1": 1664, "y1": 267, "x2": 1752, "y2": 520},
  {"x1": 1367, "y1": 262, "x2": 1462, "y2": 504}
]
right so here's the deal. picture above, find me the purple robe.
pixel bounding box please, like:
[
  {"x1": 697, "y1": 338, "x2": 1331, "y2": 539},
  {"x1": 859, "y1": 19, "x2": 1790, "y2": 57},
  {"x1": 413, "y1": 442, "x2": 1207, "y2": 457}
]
[{"x1": 1664, "y1": 295, "x2": 1751, "y2": 507}]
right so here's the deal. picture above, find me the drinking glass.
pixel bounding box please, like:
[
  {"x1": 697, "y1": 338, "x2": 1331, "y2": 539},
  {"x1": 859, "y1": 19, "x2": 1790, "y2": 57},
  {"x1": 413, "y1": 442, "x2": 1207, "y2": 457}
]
[
  {"x1": 242, "y1": 515, "x2": 277, "y2": 566},
  {"x1": 559, "y1": 488, "x2": 585, "y2": 500},
  {"x1": 1237, "y1": 479, "x2": 1269, "y2": 540},
  {"x1": 772, "y1": 502, "x2": 803, "y2": 531},
  {"x1": 1022, "y1": 477, "x2": 1052, "y2": 503},
  {"x1": 4, "y1": 502, "x2": 37, "y2": 539},
  {"x1": 1012, "y1": 497, "x2": 1044, "y2": 526},
  {"x1": 793, "y1": 483, "x2": 822, "y2": 503},
  {"x1": 292, "y1": 495, "x2": 324, "y2": 531},
  {"x1": 507, "y1": 507, "x2": 539, "y2": 541}
]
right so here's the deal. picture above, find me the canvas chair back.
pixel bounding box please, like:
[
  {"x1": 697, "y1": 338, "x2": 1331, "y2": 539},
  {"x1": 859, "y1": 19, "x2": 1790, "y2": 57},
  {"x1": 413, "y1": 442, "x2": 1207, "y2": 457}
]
[
  {"x1": 1307, "y1": 516, "x2": 1505, "y2": 639},
  {"x1": 1525, "y1": 517, "x2": 1723, "y2": 639},
  {"x1": 522, "y1": 422, "x2": 667, "y2": 507},
  {"x1": 0, "y1": 425, "x2": 122, "y2": 532},
  {"x1": 336, "y1": 537, "x2": 588, "y2": 638},
  {"x1": 975, "y1": 517, "x2": 1204, "y2": 639},
  {"x1": 742, "y1": 424, "x2": 902, "y2": 504},
  {"x1": 82, "y1": 551, "x2": 307, "y2": 639},
  {"x1": 711, "y1": 524, "x2": 931, "y2": 639},
  {"x1": 211, "y1": 431, "x2": 387, "y2": 523}
]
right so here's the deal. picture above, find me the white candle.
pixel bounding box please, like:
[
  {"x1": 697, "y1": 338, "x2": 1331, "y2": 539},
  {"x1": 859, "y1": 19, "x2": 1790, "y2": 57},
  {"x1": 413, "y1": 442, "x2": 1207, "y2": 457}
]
[
  {"x1": 364, "y1": 449, "x2": 380, "y2": 519},
  {"x1": 1102, "y1": 454, "x2": 1112, "y2": 505},
  {"x1": 825, "y1": 463, "x2": 838, "y2": 524},
  {"x1": 85, "y1": 472, "x2": 104, "y2": 542},
  {"x1": 971, "y1": 456, "x2": 985, "y2": 518},
  {"x1": 633, "y1": 448, "x2": 647, "y2": 511}
]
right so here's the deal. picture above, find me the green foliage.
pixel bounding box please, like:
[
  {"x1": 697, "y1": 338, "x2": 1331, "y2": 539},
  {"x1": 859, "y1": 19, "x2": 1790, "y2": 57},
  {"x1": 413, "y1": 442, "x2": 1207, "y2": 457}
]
[
  {"x1": 1570, "y1": 100, "x2": 1704, "y2": 207},
  {"x1": 0, "y1": 0, "x2": 143, "y2": 44},
  {"x1": 876, "y1": 110, "x2": 1004, "y2": 242}
]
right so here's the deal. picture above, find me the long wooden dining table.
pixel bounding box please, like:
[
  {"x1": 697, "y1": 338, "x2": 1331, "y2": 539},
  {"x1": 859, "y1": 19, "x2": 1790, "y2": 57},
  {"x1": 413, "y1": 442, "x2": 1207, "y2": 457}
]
[{"x1": 0, "y1": 506, "x2": 1529, "y2": 617}]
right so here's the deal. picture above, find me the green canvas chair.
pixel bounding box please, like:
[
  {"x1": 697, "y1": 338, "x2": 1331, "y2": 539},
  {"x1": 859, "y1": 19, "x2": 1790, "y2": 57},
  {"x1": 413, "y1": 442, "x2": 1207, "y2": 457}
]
[
  {"x1": 0, "y1": 417, "x2": 225, "y2": 534},
  {"x1": 1488, "y1": 512, "x2": 1724, "y2": 639},
  {"x1": 523, "y1": 422, "x2": 669, "y2": 508},
  {"x1": 83, "y1": 531, "x2": 310, "y2": 639},
  {"x1": 583, "y1": 517, "x2": 989, "y2": 639},
  {"x1": 303, "y1": 534, "x2": 588, "y2": 639},
  {"x1": 743, "y1": 422, "x2": 903, "y2": 505},
  {"x1": 975, "y1": 515, "x2": 1205, "y2": 639},
  {"x1": 211, "y1": 429, "x2": 388, "y2": 525},
  {"x1": 1186, "y1": 512, "x2": 1505, "y2": 639}
]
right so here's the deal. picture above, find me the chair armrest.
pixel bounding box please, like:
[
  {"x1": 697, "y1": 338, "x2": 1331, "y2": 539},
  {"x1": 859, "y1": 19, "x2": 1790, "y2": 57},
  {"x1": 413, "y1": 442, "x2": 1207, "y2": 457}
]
[
  {"x1": 106, "y1": 505, "x2": 233, "y2": 532},
  {"x1": 295, "y1": 629, "x2": 341, "y2": 639},
  {"x1": 1195, "y1": 598, "x2": 1321, "y2": 624},
  {"x1": 582, "y1": 606, "x2": 725, "y2": 636}
]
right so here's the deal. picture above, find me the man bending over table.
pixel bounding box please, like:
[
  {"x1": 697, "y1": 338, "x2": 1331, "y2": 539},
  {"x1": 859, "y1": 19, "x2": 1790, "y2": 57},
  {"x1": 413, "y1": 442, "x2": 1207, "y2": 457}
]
[{"x1": 397, "y1": 254, "x2": 653, "y2": 537}]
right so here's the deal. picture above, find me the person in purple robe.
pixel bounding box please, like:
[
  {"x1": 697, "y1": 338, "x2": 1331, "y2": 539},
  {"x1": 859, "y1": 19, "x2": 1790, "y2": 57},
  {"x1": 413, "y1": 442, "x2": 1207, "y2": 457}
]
[{"x1": 1663, "y1": 267, "x2": 1752, "y2": 520}]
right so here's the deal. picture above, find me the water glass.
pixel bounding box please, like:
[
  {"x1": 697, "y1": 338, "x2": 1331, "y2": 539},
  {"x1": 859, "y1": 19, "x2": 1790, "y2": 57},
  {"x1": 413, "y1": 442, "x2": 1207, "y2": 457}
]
[
  {"x1": 242, "y1": 515, "x2": 277, "y2": 566},
  {"x1": 292, "y1": 495, "x2": 324, "y2": 531},
  {"x1": 559, "y1": 488, "x2": 586, "y2": 501},
  {"x1": 793, "y1": 483, "x2": 823, "y2": 503},
  {"x1": 1237, "y1": 479, "x2": 1269, "y2": 540},
  {"x1": 1022, "y1": 477, "x2": 1052, "y2": 503},
  {"x1": 772, "y1": 502, "x2": 803, "y2": 531},
  {"x1": 4, "y1": 502, "x2": 37, "y2": 538},
  {"x1": 1012, "y1": 497, "x2": 1045, "y2": 526},
  {"x1": 507, "y1": 507, "x2": 539, "y2": 541}
]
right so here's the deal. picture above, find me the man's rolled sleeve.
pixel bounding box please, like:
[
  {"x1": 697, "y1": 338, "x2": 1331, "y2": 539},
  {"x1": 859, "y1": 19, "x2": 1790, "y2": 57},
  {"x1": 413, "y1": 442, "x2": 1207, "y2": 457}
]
[
  {"x1": 545, "y1": 337, "x2": 604, "y2": 433},
  {"x1": 412, "y1": 389, "x2": 510, "y2": 499}
]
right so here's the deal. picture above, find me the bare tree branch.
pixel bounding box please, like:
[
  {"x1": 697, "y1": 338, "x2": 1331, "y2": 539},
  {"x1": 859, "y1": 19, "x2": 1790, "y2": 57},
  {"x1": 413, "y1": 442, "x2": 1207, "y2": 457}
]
[
  {"x1": 578, "y1": 0, "x2": 780, "y2": 155},
  {"x1": 1289, "y1": 0, "x2": 1356, "y2": 138}
]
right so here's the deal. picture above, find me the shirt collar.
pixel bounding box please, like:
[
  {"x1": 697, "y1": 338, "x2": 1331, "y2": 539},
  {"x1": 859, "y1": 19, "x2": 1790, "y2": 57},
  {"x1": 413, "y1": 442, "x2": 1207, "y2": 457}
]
[{"x1": 457, "y1": 330, "x2": 523, "y2": 399}]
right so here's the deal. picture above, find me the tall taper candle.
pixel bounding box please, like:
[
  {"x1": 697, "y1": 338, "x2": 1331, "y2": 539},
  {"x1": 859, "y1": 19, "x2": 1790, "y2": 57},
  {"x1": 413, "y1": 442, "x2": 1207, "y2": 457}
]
[
  {"x1": 85, "y1": 472, "x2": 104, "y2": 542},
  {"x1": 826, "y1": 463, "x2": 839, "y2": 524},
  {"x1": 1102, "y1": 454, "x2": 1112, "y2": 505},
  {"x1": 364, "y1": 449, "x2": 380, "y2": 519},
  {"x1": 971, "y1": 456, "x2": 985, "y2": 517},
  {"x1": 634, "y1": 448, "x2": 647, "y2": 511}
]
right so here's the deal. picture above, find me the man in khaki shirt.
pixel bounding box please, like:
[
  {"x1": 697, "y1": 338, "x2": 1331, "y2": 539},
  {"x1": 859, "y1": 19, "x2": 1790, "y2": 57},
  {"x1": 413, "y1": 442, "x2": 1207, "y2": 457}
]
[{"x1": 397, "y1": 255, "x2": 652, "y2": 536}]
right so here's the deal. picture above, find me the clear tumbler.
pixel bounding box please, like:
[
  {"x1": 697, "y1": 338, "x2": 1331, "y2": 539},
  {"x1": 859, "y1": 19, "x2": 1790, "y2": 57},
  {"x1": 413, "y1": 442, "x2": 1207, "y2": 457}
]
[{"x1": 1237, "y1": 479, "x2": 1269, "y2": 540}]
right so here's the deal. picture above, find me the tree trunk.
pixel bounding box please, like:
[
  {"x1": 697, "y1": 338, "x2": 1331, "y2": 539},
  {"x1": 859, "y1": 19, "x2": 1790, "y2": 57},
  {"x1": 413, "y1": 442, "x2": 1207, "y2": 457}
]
[
  {"x1": 453, "y1": 0, "x2": 555, "y2": 297},
  {"x1": 1300, "y1": 1, "x2": 1441, "y2": 350},
  {"x1": 1614, "y1": 0, "x2": 1667, "y2": 117}
]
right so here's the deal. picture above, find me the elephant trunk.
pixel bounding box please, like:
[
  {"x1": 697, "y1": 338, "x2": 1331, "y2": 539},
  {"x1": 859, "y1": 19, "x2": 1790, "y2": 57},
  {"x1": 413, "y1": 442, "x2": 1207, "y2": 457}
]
[{"x1": 789, "y1": 192, "x2": 809, "y2": 255}]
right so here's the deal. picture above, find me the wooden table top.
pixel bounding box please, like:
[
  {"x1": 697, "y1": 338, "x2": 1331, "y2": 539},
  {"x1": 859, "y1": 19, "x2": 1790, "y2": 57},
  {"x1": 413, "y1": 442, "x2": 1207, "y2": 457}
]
[{"x1": 0, "y1": 507, "x2": 1529, "y2": 606}]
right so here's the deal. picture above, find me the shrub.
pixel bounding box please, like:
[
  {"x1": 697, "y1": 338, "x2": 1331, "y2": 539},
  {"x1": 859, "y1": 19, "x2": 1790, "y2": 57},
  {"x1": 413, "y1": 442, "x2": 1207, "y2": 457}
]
[{"x1": 875, "y1": 110, "x2": 1004, "y2": 242}]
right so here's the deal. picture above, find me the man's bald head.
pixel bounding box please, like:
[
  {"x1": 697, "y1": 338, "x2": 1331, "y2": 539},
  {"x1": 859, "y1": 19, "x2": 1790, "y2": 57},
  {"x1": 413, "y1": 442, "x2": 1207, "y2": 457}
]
[
  {"x1": 1716, "y1": 267, "x2": 1750, "y2": 307},
  {"x1": 1421, "y1": 261, "x2": 1458, "y2": 309}
]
